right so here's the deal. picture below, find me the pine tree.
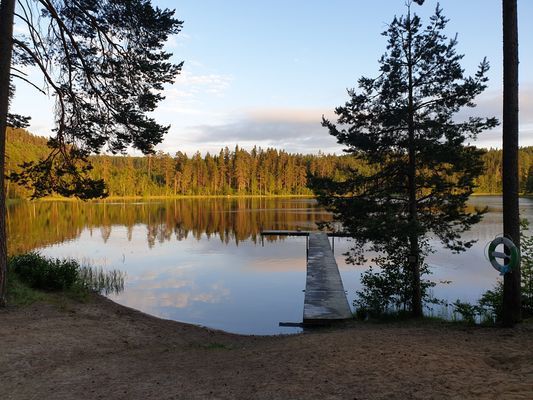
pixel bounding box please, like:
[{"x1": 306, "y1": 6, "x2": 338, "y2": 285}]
[
  {"x1": 0, "y1": 0, "x2": 182, "y2": 306},
  {"x1": 313, "y1": 4, "x2": 498, "y2": 317},
  {"x1": 502, "y1": 0, "x2": 521, "y2": 326}
]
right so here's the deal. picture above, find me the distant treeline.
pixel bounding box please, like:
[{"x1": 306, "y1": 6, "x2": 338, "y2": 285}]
[{"x1": 5, "y1": 128, "x2": 533, "y2": 199}]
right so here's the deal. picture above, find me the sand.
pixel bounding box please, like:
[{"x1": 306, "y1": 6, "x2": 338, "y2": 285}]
[{"x1": 1, "y1": 295, "x2": 532, "y2": 400}]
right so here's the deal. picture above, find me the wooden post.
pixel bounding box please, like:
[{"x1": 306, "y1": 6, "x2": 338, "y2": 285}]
[{"x1": 306, "y1": 235, "x2": 308, "y2": 261}]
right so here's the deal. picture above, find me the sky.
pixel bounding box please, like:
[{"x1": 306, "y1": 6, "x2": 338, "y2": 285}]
[{"x1": 10, "y1": 0, "x2": 533, "y2": 156}]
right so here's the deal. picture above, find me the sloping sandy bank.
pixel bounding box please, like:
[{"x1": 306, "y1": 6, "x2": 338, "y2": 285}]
[{"x1": 1, "y1": 295, "x2": 532, "y2": 400}]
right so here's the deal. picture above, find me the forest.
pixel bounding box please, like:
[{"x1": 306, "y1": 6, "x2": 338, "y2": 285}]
[{"x1": 5, "y1": 127, "x2": 533, "y2": 199}]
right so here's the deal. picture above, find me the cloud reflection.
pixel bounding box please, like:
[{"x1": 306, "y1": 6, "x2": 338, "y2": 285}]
[{"x1": 115, "y1": 279, "x2": 231, "y2": 312}]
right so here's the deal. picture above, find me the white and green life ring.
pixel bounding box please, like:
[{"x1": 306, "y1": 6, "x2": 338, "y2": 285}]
[{"x1": 487, "y1": 236, "x2": 520, "y2": 275}]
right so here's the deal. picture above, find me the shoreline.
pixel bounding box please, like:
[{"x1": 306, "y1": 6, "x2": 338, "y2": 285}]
[
  {"x1": 1, "y1": 294, "x2": 532, "y2": 399},
  {"x1": 8, "y1": 194, "x2": 316, "y2": 203},
  {"x1": 7, "y1": 193, "x2": 533, "y2": 203}
]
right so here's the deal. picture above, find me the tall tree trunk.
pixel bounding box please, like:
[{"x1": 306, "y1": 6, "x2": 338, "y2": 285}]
[
  {"x1": 502, "y1": 0, "x2": 521, "y2": 326},
  {"x1": 0, "y1": 0, "x2": 16, "y2": 307},
  {"x1": 406, "y1": 9, "x2": 422, "y2": 318}
]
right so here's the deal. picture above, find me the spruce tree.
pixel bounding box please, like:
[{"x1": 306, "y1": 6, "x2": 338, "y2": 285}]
[{"x1": 314, "y1": 4, "x2": 498, "y2": 317}]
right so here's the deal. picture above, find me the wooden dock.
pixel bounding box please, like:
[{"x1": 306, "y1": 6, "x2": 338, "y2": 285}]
[
  {"x1": 303, "y1": 232, "x2": 352, "y2": 324},
  {"x1": 260, "y1": 230, "x2": 353, "y2": 325}
]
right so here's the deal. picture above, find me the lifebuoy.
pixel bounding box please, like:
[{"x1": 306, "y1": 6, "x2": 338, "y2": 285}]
[{"x1": 487, "y1": 236, "x2": 520, "y2": 275}]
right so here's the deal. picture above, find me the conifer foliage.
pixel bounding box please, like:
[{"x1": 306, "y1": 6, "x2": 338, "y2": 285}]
[
  {"x1": 6, "y1": 0, "x2": 183, "y2": 198},
  {"x1": 0, "y1": 0, "x2": 182, "y2": 305},
  {"x1": 313, "y1": 5, "x2": 498, "y2": 316}
]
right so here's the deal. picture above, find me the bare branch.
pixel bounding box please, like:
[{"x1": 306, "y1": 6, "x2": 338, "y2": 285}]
[{"x1": 10, "y1": 72, "x2": 46, "y2": 94}]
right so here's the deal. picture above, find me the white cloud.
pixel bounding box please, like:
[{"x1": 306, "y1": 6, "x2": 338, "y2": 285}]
[
  {"x1": 460, "y1": 83, "x2": 533, "y2": 148},
  {"x1": 160, "y1": 107, "x2": 342, "y2": 156},
  {"x1": 160, "y1": 84, "x2": 533, "y2": 156},
  {"x1": 247, "y1": 108, "x2": 334, "y2": 124},
  {"x1": 157, "y1": 70, "x2": 233, "y2": 119},
  {"x1": 165, "y1": 32, "x2": 191, "y2": 49},
  {"x1": 171, "y1": 70, "x2": 233, "y2": 97}
]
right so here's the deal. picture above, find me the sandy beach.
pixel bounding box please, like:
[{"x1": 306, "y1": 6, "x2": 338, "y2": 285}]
[{"x1": 1, "y1": 295, "x2": 532, "y2": 400}]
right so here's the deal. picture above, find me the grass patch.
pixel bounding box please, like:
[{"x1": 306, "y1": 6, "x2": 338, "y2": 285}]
[
  {"x1": 373, "y1": 315, "x2": 449, "y2": 326},
  {"x1": 6, "y1": 252, "x2": 125, "y2": 307},
  {"x1": 6, "y1": 272, "x2": 45, "y2": 306},
  {"x1": 10, "y1": 252, "x2": 79, "y2": 291}
]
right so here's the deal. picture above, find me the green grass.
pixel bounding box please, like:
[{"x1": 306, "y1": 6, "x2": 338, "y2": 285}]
[
  {"x1": 6, "y1": 253, "x2": 125, "y2": 307},
  {"x1": 6, "y1": 272, "x2": 45, "y2": 306},
  {"x1": 6, "y1": 271, "x2": 92, "y2": 307}
]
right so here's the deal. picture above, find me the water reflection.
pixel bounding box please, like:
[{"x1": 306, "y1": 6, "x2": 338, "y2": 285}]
[
  {"x1": 79, "y1": 266, "x2": 126, "y2": 296},
  {"x1": 7, "y1": 196, "x2": 533, "y2": 334},
  {"x1": 7, "y1": 198, "x2": 332, "y2": 255}
]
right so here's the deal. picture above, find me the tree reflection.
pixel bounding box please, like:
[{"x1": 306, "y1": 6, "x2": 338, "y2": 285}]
[{"x1": 7, "y1": 198, "x2": 332, "y2": 254}]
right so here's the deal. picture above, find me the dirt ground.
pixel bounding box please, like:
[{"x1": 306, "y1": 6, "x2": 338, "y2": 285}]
[{"x1": 1, "y1": 295, "x2": 532, "y2": 400}]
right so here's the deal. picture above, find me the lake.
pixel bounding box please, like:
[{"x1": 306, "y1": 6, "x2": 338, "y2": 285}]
[{"x1": 7, "y1": 196, "x2": 533, "y2": 334}]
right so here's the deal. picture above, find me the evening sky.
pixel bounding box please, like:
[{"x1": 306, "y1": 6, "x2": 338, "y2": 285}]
[{"x1": 10, "y1": 0, "x2": 533, "y2": 155}]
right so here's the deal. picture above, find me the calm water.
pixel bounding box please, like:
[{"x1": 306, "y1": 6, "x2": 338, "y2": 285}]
[{"x1": 7, "y1": 196, "x2": 533, "y2": 334}]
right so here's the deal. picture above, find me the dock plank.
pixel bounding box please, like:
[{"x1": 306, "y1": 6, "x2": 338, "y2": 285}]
[{"x1": 303, "y1": 232, "x2": 352, "y2": 324}]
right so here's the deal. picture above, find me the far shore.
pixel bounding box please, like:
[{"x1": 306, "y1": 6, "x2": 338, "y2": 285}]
[
  {"x1": 8, "y1": 194, "x2": 315, "y2": 203},
  {"x1": 8, "y1": 193, "x2": 533, "y2": 203},
  {"x1": 1, "y1": 294, "x2": 532, "y2": 399}
]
